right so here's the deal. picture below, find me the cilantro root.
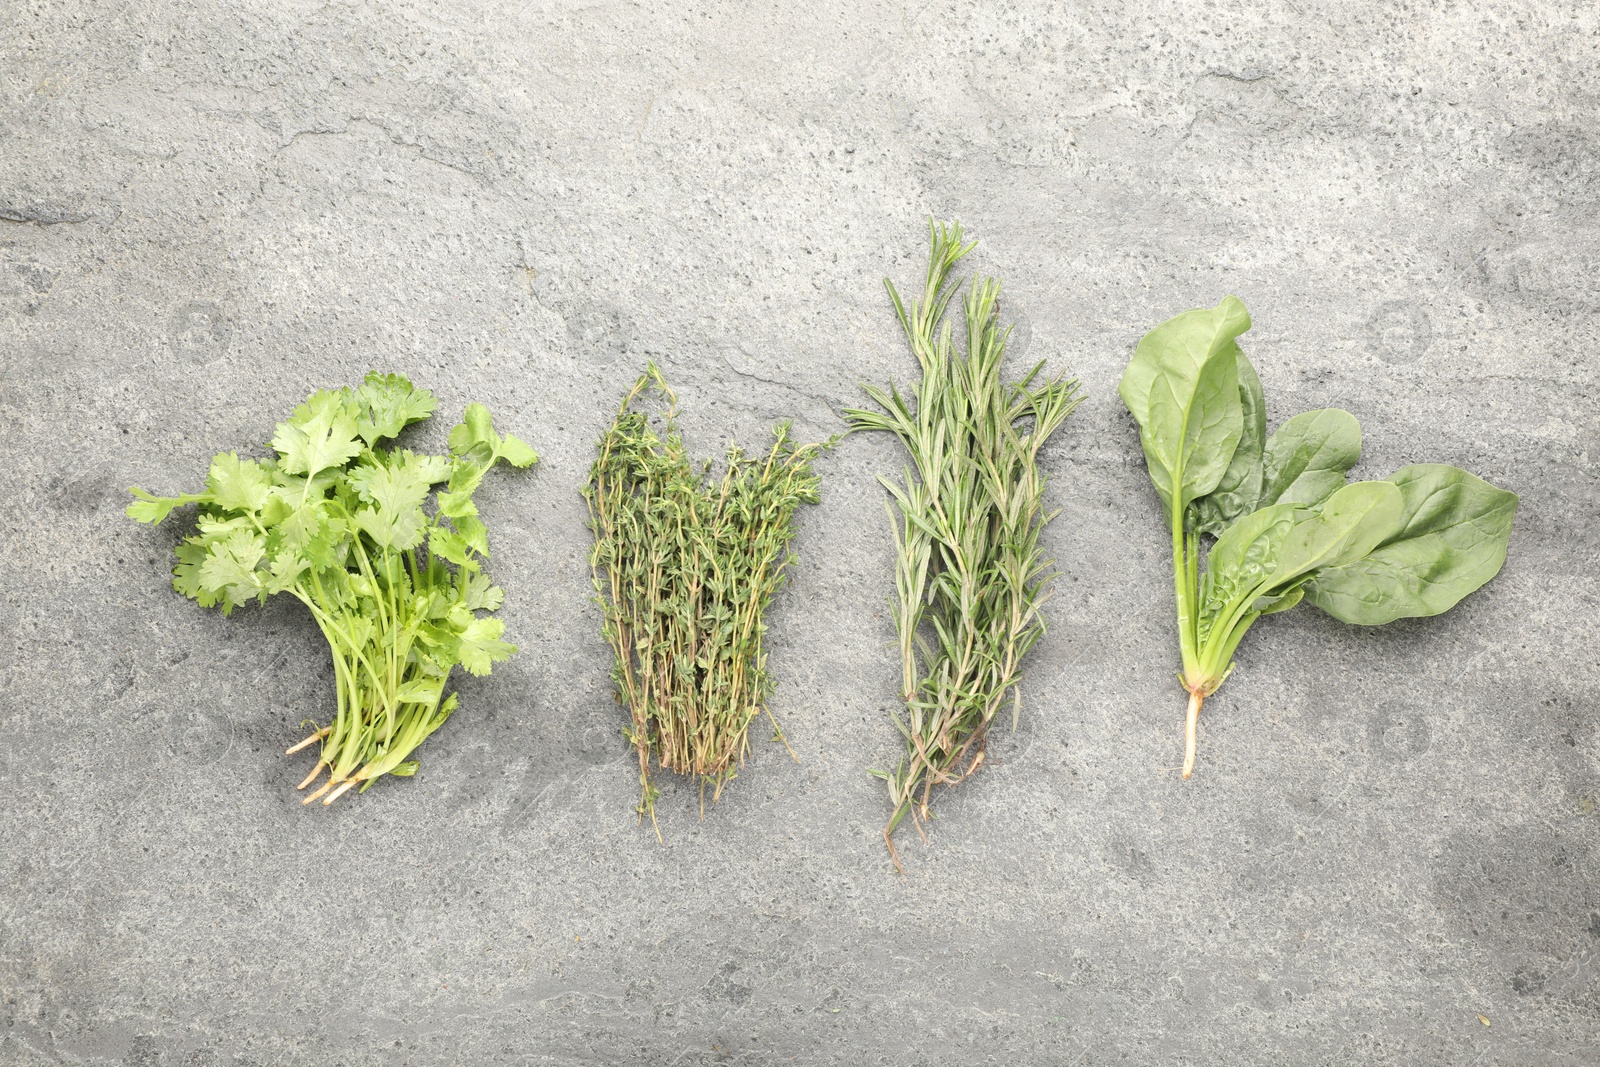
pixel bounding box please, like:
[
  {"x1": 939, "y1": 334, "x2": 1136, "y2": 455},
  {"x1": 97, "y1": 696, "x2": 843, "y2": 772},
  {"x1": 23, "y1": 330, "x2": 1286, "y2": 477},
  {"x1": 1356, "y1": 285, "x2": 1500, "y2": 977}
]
[{"x1": 129, "y1": 372, "x2": 537, "y2": 803}]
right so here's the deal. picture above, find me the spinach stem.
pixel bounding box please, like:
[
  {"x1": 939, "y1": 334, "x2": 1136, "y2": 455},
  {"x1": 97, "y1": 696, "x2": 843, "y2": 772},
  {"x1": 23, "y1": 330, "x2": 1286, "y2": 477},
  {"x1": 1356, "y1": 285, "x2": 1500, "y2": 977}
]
[{"x1": 1173, "y1": 497, "x2": 1200, "y2": 684}]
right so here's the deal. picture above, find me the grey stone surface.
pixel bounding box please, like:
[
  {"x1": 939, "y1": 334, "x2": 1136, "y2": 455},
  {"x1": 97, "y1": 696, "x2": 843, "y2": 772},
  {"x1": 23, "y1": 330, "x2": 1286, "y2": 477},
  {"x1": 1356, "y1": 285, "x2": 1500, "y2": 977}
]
[{"x1": 1, "y1": 1, "x2": 1596, "y2": 1063}]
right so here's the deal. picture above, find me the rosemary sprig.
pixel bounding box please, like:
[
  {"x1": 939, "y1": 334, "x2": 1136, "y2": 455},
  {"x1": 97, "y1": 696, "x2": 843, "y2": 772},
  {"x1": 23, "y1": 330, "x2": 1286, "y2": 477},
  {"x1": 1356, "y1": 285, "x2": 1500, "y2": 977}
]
[
  {"x1": 584, "y1": 364, "x2": 829, "y2": 833},
  {"x1": 844, "y1": 221, "x2": 1083, "y2": 871}
]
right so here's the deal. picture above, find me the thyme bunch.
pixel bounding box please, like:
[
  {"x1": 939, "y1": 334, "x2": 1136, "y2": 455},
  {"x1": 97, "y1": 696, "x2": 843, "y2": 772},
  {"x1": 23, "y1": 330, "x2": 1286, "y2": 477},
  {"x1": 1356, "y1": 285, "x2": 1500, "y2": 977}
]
[
  {"x1": 845, "y1": 222, "x2": 1083, "y2": 870},
  {"x1": 584, "y1": 365, "x2": 828, "y2": 831}
]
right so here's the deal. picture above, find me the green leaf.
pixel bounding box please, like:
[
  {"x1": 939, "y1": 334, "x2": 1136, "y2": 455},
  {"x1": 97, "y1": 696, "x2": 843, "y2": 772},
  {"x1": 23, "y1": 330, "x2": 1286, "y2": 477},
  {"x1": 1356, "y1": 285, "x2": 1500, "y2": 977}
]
[
  {"x1": 447, "y1": 404, "x2": 538, "y2": 471},
  {"x1": 198, "y1": 529, "x2": 267, "y2": 607},
  {"x1": 205, "y1": 452, "x2": 272, "y2": 514},
  {"x1": 265, "y1": 551, "x2": 310, "y2": 593},
  {"x1": 1192, "y1": 350, "x2": 1266, "y2": 536},
  {"x1": 1255, "y1": 585, "x2": 1305, "y2": 616},
  {"x1": 1197, "y1": 502, "x2": 1300, "y2": 646},
  {"x1": 1305, "y1": 464, "x2": 1518, "y2": 624},
  {"x1": 458, "y1": 617, "x2": 515, "y2": 676},
  {"x1": 1118, "y1": 296, "x2": 1251, "y2": 521},
  {"x1": 448, "y1": 403, "x2": 500, "y2": 464},
  {"x1": 346, "y1": 451, "x2": 436, "y2": 551},
  {"x1": 127, "y1": 487, "x2": 206, "y2": 525},
  {"x1": 453, "y1": 514, "x2": 490, "y2": 558},
  {"x1": 172, "y1": 539, "x2": 215, "y2": 603},
  {"x1": 498, "y1": 433, "x2": 539, "y2": 468},
  {"x1": 388, "y1": 760, "x2": 420, "y2": 777},
  {"x1": 838, "y1": 225, "x2": 1073, "y2": 856},
  {"x1": 270, "y1": 389, "x2": 363, "y2": 477},
  {"x1": 435, "y1": 488, "x2": 478, "y2": 521},
  {"x1": 354, "y1": 372, "x2": 437, "y2": 446},
  {"x1": 353, "y1": 504, "x2": 426, "y2": 552},
  {"x1": 270, "y1": 500, "x2": 340, "y2": 569},
  {"x1": 459, "y1": 570, "x2": 504, "y2": 611},
  {"x1": 428, "y1": 526, "x2": 472, "y2": 567},
  {"x1": 1273, "y1": 480, "x2": 1406, "y2": 579},
  {"x1": 1193, "y1": 482, "x2": 1402, "y2": 666},
  {"x1": 1260, "y1": 409, "x2": 1362, "y2": 508}
]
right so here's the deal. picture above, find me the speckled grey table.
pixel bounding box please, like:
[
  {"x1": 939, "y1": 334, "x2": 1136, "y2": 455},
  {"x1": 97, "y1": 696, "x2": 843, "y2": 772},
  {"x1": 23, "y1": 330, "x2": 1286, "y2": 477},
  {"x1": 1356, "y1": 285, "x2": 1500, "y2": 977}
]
[{"x1": 2, "y1": 2, "x2": 1596, "y2": 1064}]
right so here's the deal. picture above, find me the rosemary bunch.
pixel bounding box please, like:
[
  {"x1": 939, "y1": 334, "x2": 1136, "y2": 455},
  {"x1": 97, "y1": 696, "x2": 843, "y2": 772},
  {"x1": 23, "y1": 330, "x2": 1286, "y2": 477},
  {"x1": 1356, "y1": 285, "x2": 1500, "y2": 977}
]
[
  {"x1": 584, "y1": 364, "x2": 828, "y2": 831},
  {"x1": 844, "y1": 221, "x2": 1083, "y2": 870}
]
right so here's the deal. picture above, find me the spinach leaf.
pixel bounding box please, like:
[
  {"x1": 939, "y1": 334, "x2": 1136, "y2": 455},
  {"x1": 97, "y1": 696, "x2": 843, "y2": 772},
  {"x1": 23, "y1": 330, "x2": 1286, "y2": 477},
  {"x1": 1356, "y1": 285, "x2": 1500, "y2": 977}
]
[
  {"x1": 1196, "y1": 502, "x2": 1299, "y2": 652},
  {"x1": 1273, "y1": 480, "x2": 1405, "y2": 577},
  {"x1": 1118, "y1": 296, "x2": 1250, "y2": 523},
  {"x1": 1195, "y1": 481, "x2": 1401, "y2": 662},
  {"x1": 1259, "y1": 408, "x2": 1362, "y2": 507},
  {"x1": 1305, "y1": 464, "x2": 1518, "y2": 624},
  {"x1": 1193, "y1": 350, "x2": 1266, "y2": 536}
]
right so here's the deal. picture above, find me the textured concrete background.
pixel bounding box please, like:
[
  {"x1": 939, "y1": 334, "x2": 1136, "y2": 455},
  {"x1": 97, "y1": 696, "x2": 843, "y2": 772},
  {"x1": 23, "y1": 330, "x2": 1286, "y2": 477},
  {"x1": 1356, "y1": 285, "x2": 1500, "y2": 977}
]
[{"x1": 2, "y1": 2, "x2": 1597, "y2": 1064}]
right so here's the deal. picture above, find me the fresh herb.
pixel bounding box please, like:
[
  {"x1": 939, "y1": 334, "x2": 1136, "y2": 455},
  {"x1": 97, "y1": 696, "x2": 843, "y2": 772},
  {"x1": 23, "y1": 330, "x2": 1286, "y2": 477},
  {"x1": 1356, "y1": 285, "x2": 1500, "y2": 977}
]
[
  {"x1": 584, "y1": 364, "x2": 828, "y2": 832},
  {"x1": 1119, "y1": 297, "x2": 1517, "y2": 776},
  {"x1": 128, "y1": 373, "x2": 536, "y2": 803},
  {"x1": 844, "y1": 221, "x2": 1083, "y2": 871}
]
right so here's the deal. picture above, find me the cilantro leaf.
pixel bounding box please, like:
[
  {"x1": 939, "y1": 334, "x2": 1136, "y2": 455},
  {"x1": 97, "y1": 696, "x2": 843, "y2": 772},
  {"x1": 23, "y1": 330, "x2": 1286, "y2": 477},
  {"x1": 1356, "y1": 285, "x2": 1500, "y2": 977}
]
[
  {"x1": 428, "y1": 525, "x2": 473, "y2": 567},
  {"x1": 457, "y1": 617, "x2": 515, "y2": 676},
  {"x1": 448, "y1": 403, "x2": 498, "y2": 463},
  {"x1": 198, "y1": 529, "x2": 267, "y2": 610},
  {"x1": 205, "y1": 452, "x2": 272, "y2": 513},
  {"x1": 353, "y1": 503, "x2": 427, "y2": 552},
  {"x1": 458, "y1": 570, "x2": 504, "y2": 611},
  {"x1": 271, "y1": 389, "x2": 363, "y2": 477},
  {"x1": 127, "y1": 487, "x2": 207, "y2": 525},
  {"x1": 346, "y1": 451, "x2": 438, "y2": 551},
  {"x1": 355, "y1": 372, "x2": 438, "y2": 446},
  {"x1": 500, "y1": 433, "x2": 538, "y2": 468},
  {"x1": 172, "y1": 539, "x2": 216, "y2": 603}
]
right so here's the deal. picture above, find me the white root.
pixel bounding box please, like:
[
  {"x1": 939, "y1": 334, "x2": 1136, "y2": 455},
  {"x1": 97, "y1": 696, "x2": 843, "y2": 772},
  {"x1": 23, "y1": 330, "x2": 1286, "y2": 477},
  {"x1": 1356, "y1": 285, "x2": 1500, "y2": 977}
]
[
  {"x1": 285, "y1": 727, "x2": 331, "y2": 756},
  {"x1": 1182, "y1": 689, "x2": 1204, "y2": 779}
]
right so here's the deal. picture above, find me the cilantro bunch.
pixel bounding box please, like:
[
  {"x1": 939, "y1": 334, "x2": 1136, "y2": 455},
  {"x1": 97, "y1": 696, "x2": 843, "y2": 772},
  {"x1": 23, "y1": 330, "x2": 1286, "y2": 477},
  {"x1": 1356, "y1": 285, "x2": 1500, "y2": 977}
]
[{"x1": 128, "y1": 373, "x2": 536, "y2": 805}]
